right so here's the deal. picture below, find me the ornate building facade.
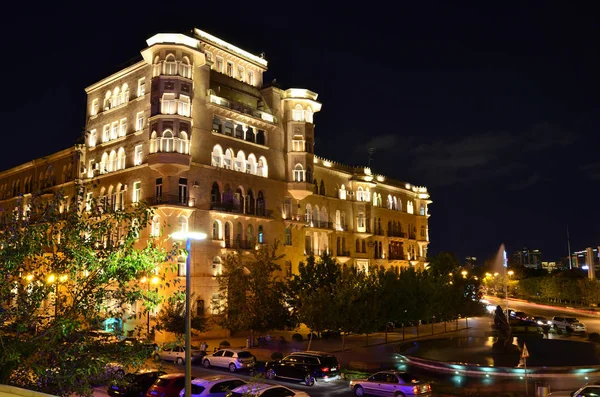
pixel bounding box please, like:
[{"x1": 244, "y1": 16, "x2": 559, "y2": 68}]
[{"x1": 0, "y1": 29, "x2": 431, "y2": 338}]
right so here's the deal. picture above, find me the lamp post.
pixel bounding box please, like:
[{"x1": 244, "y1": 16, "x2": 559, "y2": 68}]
[{"x1": 171, "y1": 231, "x2": 207, "y2": 397}]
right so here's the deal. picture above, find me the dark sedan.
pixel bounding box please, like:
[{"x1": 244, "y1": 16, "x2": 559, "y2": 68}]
[{"x1": 108, "y1": 369, "x2": 166, "y2": 397}]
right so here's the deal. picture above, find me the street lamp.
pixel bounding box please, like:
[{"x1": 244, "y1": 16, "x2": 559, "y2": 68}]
[{"x1": 171, "y1": 231, "x2": 207, "y2": 397}]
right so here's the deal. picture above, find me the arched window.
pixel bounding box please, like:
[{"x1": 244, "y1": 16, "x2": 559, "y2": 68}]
[
  {"x1": 258, "y1": 225, "x2": 264, "y2": 244},
  {"x1": 302, "y1": 169, "x2": 311, "y2": 185},
  {"x1": 178, "y1": 131, "x2": 189, "y2": 154},
  {"x1": 284, "y1": 227, "x2": 292, "y2": 245},
  {"x1": 210, "y1": 182, "x2": 221, "y2": 206},
  {"x1": 180, "y1": 56, "x2": 191, "y2": 78},
  {"x1": 320, "y1": 207, "x2": 327, "y2": 228},
  {"x1": 224, "y1": 149, "x2": 234, "y2": 170},
  {"x1": 89, "y1": 129, "x2": 97, "y2": 147},
  {"x1": 117, "y1": 148, "x2": 126, "y2": 170},
  {"x1": 420, "y1": 204, "x2": 426, "y2": 216},
  {"x1": 246, "y1": 224, "x2": 254, "y2": 245},
  {"x1": 235, "y1": 151, "x2": 246, "y2": 172},
  {"x1": 313, "y1": 179, "x2": 319, "y2": 194},
  {"x1": 319, "y1": 180, "x2": 326, "y2": 195},
  {"x1": 224, "y1": 222, "x2": 232, "y2": 246},
  {"x1": 100, "y1": 152, "x2": 108, "y2": 174},
  {"x1": 234, "y1": 187, "x2": 243, "y2": 212},
  {"x1": 392, "y1": 197, "x2": 398, "y2": 211},
  {"x1": 235, "y1": 124, "x2": 244, "y2": 139},
  {"x1": 357, "y1": 187, "x2": 364, "y2": 202},
  {"x1": 407, "y1": 201, "x2": 414, "y2": 214},
  {"x1": 398, "y1": 199, "x2": 402, "y2": 212},
  {"x1": 113, "y1": 87, "x2": 120, "y2": 108},
  {"x1": 335, "y1": 210, "x2": 341, "y2": 230},
  {"x1": 104, "y1": 90, "x2": 112, "y2": 110},
  {"x1": 161, "y1": 130, "x2": 174, "y2": 152},
  {"x1": 257, "y1": 156, "x2": 268, "y2": 177},
  {"x1": 212, "y1": 221, "x2": 221, "y2": 240},
  {"x1": 178, "y1": 216, "x2": 188, "y2": 233},
  {"x1": 256, "y1": 191, "x2": 265, "y2": 216},
  {"x1": 305, "y1": 204, "x2": 312, "y2": 223},
  {"x1": 235, "y1": 222, "x2": 243, "y2": 246},
  {"x1": 120, "y1": 83, "x2": 129, "y2": 105},
  {"x1": 164, "y1": 54, "x2": 177, "y2": 75},
  {"x1": 245, "y1": 190, "x2": 255, "y2": 215},
  {"x1": 247, "y1": 154, "x2": 257, "y2": 174},
  {"x1": 212, "y1": 116, "x2": 222, "y2": 133},
  {"x1": 365, "y1": 188, "x2": 371, "y2": 202},
  {"x1": 116, "y1": 184, "x2": 125, "y2": 210},
  {"x1": 313, "y1": 205, "x2": 320, "y2": 225},
  {"x1": 256, "y1": 130, "x2": 265, "y2": 145},
  {"x1": 212, "y1": 256, "x2": 222, "y2": 275},
  {"x1": 245, "y1": 127, "x2": 255, "y2": 143},
  {"x1": 178, "y1": 95, "x2": 190, "y2": 117},
  {"x1": 151, "y1": 215, "x2": 161, "y2": 237},
  {"x1": 293, "y1": 164, "x2": 304, "y2": 182},
  {"x1": 362, "y1": 240, "x2": 366, "y2": 253},
  {"x1": 211, "y1": 145, "x2": 223, "y2": 167},
  {"x1": 387, "y1": 195, "x2": 393, "y2": 210},
  {"x1": 223, "y1": 184, "x2": 233, "y2": 207},
  {"x1": 150, "y1": 131, "x2": 158, "y2": 153},
  {"x1": 292, "y1": 104, "x2": 304, "y2": 121},
  {"x1": 305, "y1": 106, "x2": 313, "y2": 123},
  {"x1": 339, "y1": 184, "x2": 347, "y2": 200}
]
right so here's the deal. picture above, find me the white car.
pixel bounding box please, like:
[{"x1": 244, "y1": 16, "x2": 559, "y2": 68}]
[
  {"x1": 350, "y1": 371, "x2": 432, "y2": 397},
  {"x1": 227, "y1": 383, "x2": 309, "y2": 397},
  {"x1": 179, "y1": 375, "x2": 246, "y2": 397},
  {"x1": 548, "y1": 383, "x2": 600, "y2": 397},
  {"x1": 552, "y1": 316, "x2": 587, "y2": 333},
  {"x1": 153, "y1": 345, "x2": 206, "y2": 364},
  {"x1": 202, "y1": 349, "x2": 255, "y2": 372}
]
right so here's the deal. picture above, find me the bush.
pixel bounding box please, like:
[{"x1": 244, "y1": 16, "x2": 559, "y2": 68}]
[
  {"x1": 589, "y1": 332, "x2": 600, "y2": 343},
  {"x1": 292, "y1": 333, "x2": 303, "y2": 342},
  {"x1": 219, "y1": 340, "x2": 230, "y2": 348},
  {"x1": 271, "y1": 351, "x2": 283, "y2": 360}
]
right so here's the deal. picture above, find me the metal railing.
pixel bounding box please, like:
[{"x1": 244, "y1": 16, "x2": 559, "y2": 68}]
[
  {"x1": 210, "y1": 203, "x2": 272, "y2": 218},
  {"x1": 147, "y1": 195, "x2": 189, "y2": 206},
  {"x1": 387, "y1": 230, "x2": 406, "y2": 238}
]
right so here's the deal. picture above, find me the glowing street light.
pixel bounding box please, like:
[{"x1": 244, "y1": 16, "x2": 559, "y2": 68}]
[
  {"x1": 461, "y1": 270, "x2": 468, "y2": 278},
  {"x1": 508, "y1": 270, "x2": 514, "y2": 276},
  {"x1": 171, "y1": 231, "x2": 207, "y2": 397}
]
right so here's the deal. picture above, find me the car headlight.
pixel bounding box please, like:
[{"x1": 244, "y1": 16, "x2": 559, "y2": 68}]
[{"x1": 537, "y1": 321, "x2": 543, "y2": 325}]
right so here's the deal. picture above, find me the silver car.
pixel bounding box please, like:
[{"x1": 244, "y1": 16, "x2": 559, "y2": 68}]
[
  {"x1": 227, "y1": 383, "x2": 309, "y2": 397},
  {"x1": 153, "y1": 345, "x2": 205, "y2": 364},
  {"x1": 202, "y1": 349, "x2": 255, "y2": 372},
  {"x1": 350, "y1": 371, "x2": 432, "y2": 397},
  {"x1": 179, "y1": 375, "x2": 246, "y2": 397}
]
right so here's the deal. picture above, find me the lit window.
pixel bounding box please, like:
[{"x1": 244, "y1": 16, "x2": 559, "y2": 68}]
[
  {"x1": 205, "y1": 51, "x2": 212, "y2": 63},
  {"x1": 356, "y1": 187, "x2": 365, "y2": 202},
  {"x1": 91, "y1": 99, "x2": 99, "y2": 116},
  {"x1": 164, "y1": 54, "x2": 177, "y2": 75},
  {"x1": 134, "y1": 145, "x2": 143, "y2": 166},
  {"x1": 136, "y1": 112, "x2": 144, "y2": 131},
  {"x1": 150, "y1": 131, "x2": 158, "y2": 153},
  {"x1": 117, "y1": 148, "x2": 126, "y2": 170},
  {"x1": 284, "y1": 228, "x2": 292, "y2": 245},
  {"x1": 407, "y1": 201, "x2": 414, "y2": 214},
  {"x1": 119, "y1": 118, "x2": 127, "y2": 137},
  {"x1": 293, "y1": 164, "x2": 304, "y2": 182},
  {"x1": 161, "y1": 93, "x2": 176, "y2": 114},
  {"x1": 132, "y1": 181, "x2": 141, "y2": 203},
  {"x1": 339, "y1": 185, "x2": 347, "y2": 200},
  {"x1": 88, "y1": 129, "x2": 97, "y2": 147},
  {"x1": 226, "y1": 61, "x2": 233, "y2": 77},
  {"x1": 305, "y1": 106, "x2": 313, "y2": 123},
  {"x1": 211, "y1": 145, "x2": 223, "y2": 167},
  {"x1": 111, "y1": 121, "x2": 118, "y2": 140},
  {"x1": 357, "y1": 213, "x2": 366, "y2": 229},
  {"x1": 216, "y1": 57, "x2": 223, "y2": 73},
  {"x1": 178, "y1": 95, "x2": 190, "y2": 117},
  {"x1": 223, "y1": 149, "x2": 233, "y2": 170},
  {"x1": 178, "y1": 216, "x2": 188, "y2": 233},
  {"x1": 292, "y1": 135, "x2": 305, "y2": 152},
  {"x1": 180, "y1": 57, "x2": 191, "y2": 79},
  {"x1": 86, "y1": 192, "x2": 93, "y2": 211},
  {"x1": 87, "y1": 160, "x2": 95, "y2": 178},
  {"x1": 102, "y1": 125, "x2": 110, "y2": 142},
  {"x1": 151, "y1": 215, "x2": 161, "y2": 237},
  {"x1": 212, "y1": 221, "x2": 220, "y2": 240},
  {"x1": 292, "y1": 104, "x2": 304, "y2": 121},
  {"x1": 108, "y1": 150, "x2": 117, "y2": 172},
  {"x1": 248, "y1": 70, "x2": 254, "y2": 86},
  {"x1": 104, "y1": 91, "x2": 111, "y2": 110},
  {"x1": 161, "y1": 130, "x2": 174, "y2": 152},
  {"x1": 137, "y1": 77, "x2": 146, "y2": 97},
  {"x1": 238, "y1": 65, "x2": 244, "y2": 81},
  {"x1": 178, "y1": 131, "x2": 189, "y2": 154}
]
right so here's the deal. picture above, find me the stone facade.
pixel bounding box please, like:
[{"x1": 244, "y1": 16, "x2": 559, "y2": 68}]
[{"x1": 0, "y1": 29, "x2": 431, "y2": 340}]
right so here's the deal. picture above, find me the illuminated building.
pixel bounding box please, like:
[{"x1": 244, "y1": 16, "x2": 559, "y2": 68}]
[
  {"x1": 512, "y1": 247, "x2": 542, "y2": 270},
  {"x1": 0, "y1": 29, "x2": 431, "y2": 338}
]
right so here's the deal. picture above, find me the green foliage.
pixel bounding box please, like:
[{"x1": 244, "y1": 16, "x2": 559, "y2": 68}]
[
  {"x1": 154, "y1": 292, "x2": 208, "y2": 337},
  {"x1": 427, "y1": 252, "x2": 462, "y2": 278},
  {"x1": 214, "y1": 241, "x2": 292, "y2": 335},
  {"x1": 0, "y1": 185, "x2": 177, "y2": 396}
]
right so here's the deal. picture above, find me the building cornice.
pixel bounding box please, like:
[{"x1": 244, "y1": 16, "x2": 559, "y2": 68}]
[{"x1": 85, "y1": 61, "x2": 147, "y2": 93}]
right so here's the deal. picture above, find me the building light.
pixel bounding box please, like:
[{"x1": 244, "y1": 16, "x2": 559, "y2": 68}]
[
  {"x1": 146, "y1": 33, "x2": 199, "y2": 49},
  {"x1": 194, "y1": 28, "x2": 268, "y2": 67},
  {"x1": 376, "y1": 175, "x2": 384, "y2": 182},
  {"x1": 405, "y1": 183, "x2": 411, "y2": 189},
  {"x1": 323, "y1": 161, "x2": 332, "y2": 167},
  {"x1": 364, "y1": 167, "x2": 372, "y2": 175}
]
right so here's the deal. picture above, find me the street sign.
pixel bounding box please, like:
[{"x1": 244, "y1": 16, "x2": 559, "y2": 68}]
[{"x1": 521, "y1": 343, "x2": 530, "y2": 359}]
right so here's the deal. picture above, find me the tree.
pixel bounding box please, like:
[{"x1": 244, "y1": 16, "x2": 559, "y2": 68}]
[
  {"x1": 427, "y1": 252, "x2": 462, "y2": 279},
  {"x1": 155, "y1": 291, "x2": 208, "y2": 340},
  {"x1": 215, "y1": 241, "x2": 292, "y2": 342},
  {"x1": 0, "y1": 186, "x2": 176, "y2": 396}
]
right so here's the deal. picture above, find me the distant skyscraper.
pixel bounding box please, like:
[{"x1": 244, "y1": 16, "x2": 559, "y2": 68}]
[{"x1": 513, "y1": 248, "x2": 542, "y2": 270}]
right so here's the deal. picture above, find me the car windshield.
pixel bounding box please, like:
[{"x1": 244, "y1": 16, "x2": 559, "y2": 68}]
[
  {"x1": 237, "y1": 351, "x2": 253, "y2": 358},
  {"x1": 566, "y1": 318, "x2": 579, "y2": 323},
  {"x1": 398, "y1": 373, "x2": 419, "y2": 383}
]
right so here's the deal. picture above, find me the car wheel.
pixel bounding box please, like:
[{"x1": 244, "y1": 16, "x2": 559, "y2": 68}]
[
  {"x1": 202, "y1": 359, "x2": 210, "y2": 368},
  {"x1": 354, "y1": 386, "x2": 364, "y2": 396},
  {"x1": 394, "y1": 392, "x2": 406, "y2": 397},
  {"x1": 304, "y1": 374, "x2": 315, "y2": 386},
  {"x1": 176, "y1": 357, "x2": 184, "y2": 365},
  {"x1": 266, "y1": 369, "x2": 276, "y2": 380},
  {"x1": 229, "y1": 363, "x2": 237, "y2": 373}
]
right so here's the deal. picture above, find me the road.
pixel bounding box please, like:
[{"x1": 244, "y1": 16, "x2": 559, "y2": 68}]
[{"x1": 486, "y1": 296, "x2": 600, "y2": 333}]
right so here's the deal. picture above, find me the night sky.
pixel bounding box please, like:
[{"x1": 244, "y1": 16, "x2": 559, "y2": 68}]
[{"x1": 2, "y1": 2, "x2": 599, "y2": 263}]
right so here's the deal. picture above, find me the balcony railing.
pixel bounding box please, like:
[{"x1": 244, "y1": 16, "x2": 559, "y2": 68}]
[
  {"x1": 387, "y1": 230, "x2": 406, "y2": 238},
  {"x1": 208, "y1": 93, "x2": 277, "y2": 123},
  {"x1": 336, "y1": 250, "x2": 351, "y2": 257},
  {"x1": 146, "y1": 195, "x2": 189, "y2": 206},
  {"x1": 388, "y1": 254, "x2": 405, "y2": 260},
  {"x1": 373, "y1": 229, "x2": 385, "y2": 236},
  {"x1": 225, "y1": 239, "x2": 261, "y2": 250},
  {"x1": 210, "y1": 203, "x2": 272, "y2": 218},
  {"x1": 305, "y1": 248, "x2": 330, "y2": 256},
  {"x1": 306, "y1": 220, "x2": 334, "y2": 229}
]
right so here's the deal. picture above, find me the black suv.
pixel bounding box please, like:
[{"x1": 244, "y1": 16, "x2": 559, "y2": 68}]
[{"x1": 264, "y1": 351, "x2": 340, "y2": 386}]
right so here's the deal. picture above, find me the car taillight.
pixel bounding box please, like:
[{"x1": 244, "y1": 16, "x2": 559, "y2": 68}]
[
  {"x1": 413, "y1": 387, "x2": 419, "y2": 394},
  {"x1": 337, "y1": 364, "x2": 340, "y2": 370},
  {"x1": 321, "y1": 367, "x2": 330, "y2": 372}
]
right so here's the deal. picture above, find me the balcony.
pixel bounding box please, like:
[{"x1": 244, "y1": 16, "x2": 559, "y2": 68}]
[
  {"x1": 388, "y1": 254, "x2": 405, "y2": 261},
  {"x1": 225, "y1": 239, "x2": 259, "y2": 250},
  {"x1": 210, "y1": 203, "x2": 273, "y2": 219},
  {"x1": 208, "y1": 93, "x2": 277, "y2": 124},
  {"x1": 387, "y1": 230, "x2": 406, "y2": 238},
  {"x1": 146, "y1": 195, "x2": 190, "y2": 207},
  {"x1": 306, "y1": 220, "x2": 334, "y2": 230},
  {"x1": 147, "y1": 152, "x2": 191, "y2": 174},
  {"x1": 336, "y1": 250, "x2": 351, "y2": 257},
  {"x1": 287, "y1": 181, "x2": 314, "y2": 201}
]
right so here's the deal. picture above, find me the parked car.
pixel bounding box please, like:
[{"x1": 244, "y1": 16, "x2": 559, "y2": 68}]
[
  {"x1": 227, "y1": 383, "x2": 309, "y2": 397},
  {"x1": 552, "y1": 316, "x2": 587, "y2": 333},
  {"x1": 179, "y1": 375, "x2": 246, "y2": 397},
  {"x1": 547, "y1": 383, "x2": 600, "y2": 397},
  {"x1": 264, "y1": 351, "x2": 340, "y2": 386},
  {"x1": 202, "y1": 349, "x2": 255, "y2": 372},
  {"x1": 350, "y1": 371, "x2": 432, "y2": 397},
  {"x1": 108, "y1": 369, "x2": 166, "y2": 397},
  {"x1": 153, "y1": 344, "x2": 206, "y2": 364},
  {"x1": 146, "y1": 373, "x2": 194, "y2": 397},
  {"x1": 512, "y1": 311, "x2": 528, "y2": 321}
]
